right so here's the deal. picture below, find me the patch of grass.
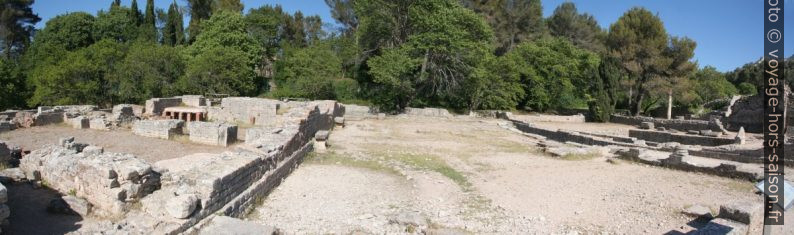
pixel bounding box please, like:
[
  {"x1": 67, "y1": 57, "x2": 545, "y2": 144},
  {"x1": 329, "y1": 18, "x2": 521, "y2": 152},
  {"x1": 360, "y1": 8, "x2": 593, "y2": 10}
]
[
  {"x1": 724, "y1": 180, "x2": 755, "y2": 192},
  {"x1": 560, "y1": 152, "x2": 601, "y2": 161},
  {"x1": 396, "y1": 153, "x2": 471, "y2": 189},
  {"x1": 305, "y1": 151, "x2": 401, "y2": 176},
  {"x1": 68, "y1": 189, "x2": 77, "y2": 196},
  {"x1": 170, "y1": 134, "x2": 191, "y2": 144},
  {"x1": 0, "y1": 162, "x2": 9, "y2": 171}
]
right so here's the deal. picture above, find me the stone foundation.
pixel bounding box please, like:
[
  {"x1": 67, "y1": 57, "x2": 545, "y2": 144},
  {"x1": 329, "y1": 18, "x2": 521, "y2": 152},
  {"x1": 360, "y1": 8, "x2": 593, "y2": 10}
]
[
  {"x1": 610, "y1": 114, "x2": 721, "y2": 132},
  {"x1": 145, "y1": 98, "x2": 184, "y2": 116},
  {"x1": 206, "y1": 97, "x2": 280, "y2": 125},
  {"x1": 628, "y1": 129, "x2": 737, "y2": 146},
  {"x1": 133, "y1": 120, "x2": 184, "y2": 140},
  {"x1": 187, "y1": 122, "x2": 238, "y2": 146},
  {"x1": 19, "y1": 138, "x2": 161, "y2": 217},
  {"x1": 405, "y1": 107, "x2": 451, "y2": 117}
]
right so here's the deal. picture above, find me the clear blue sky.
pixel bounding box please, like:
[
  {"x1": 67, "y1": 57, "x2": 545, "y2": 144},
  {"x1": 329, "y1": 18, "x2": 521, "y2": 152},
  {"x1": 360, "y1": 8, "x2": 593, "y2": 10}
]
[{"x1": 31, "y1": 0, "x2": 793, "y2": 72}]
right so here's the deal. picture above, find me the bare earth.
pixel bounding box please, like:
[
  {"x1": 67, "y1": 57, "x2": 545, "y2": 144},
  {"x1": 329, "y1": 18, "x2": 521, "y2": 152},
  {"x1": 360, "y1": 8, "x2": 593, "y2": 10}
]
[
  {"x1": 0, "y1": 125, "x2": 229, "y2": 163},
  {"x1": 247, "y1": 116, "x2": 766, "y2": 234}
]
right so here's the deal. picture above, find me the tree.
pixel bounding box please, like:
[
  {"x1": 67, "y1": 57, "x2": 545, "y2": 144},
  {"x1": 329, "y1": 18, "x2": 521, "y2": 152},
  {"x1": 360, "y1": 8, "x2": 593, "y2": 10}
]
[
  {"x1": 214, "y1": 0, "x2": 244, "y2": 13},
  {"x1": 547, "y1": 2, "x2": 605, "y2": 53},
  {"x1": 691, "y1": 66, "x2": 738, "y2": 105},
  {"x1": 461, "y1": 0, "x2": 545, "y2": 55},
  {"x1": 94, "y1": 6, "x2": 139, "y2": 43},
  {"x1": 357, "y1": 0, "x2": 494, "y2": 111},
  {"x1": 272, "y1": 42, "x2": 342, "y2": 100},
  {"x1": 163, "y1": 0, "x2": 185, "y2": 46},
  {"x1": 325, "y1": 0, "x2": 357, "y2": 36},
  {"x1": 111, "y1": 42, "x2": 185, "y2": 103},
  {"x1": 111, "y1": 0, "x2": 121, "y2": 9},
  {"x1": 28, "y1": 39, "x2": 127, "y2": 107},
  {"x1": 139, "y1": 0, "x2": 157, "y2": 41},
  {"x1": 607, "y1": 7, "x2": 669, "y2": 115},
  {"x1": 0, "y1": 0, "x2": 41, "y2": 58},
  {"x1": 187, "y1": 0, "x2": 212, "y2": 43},
  {"x1": 130, "y1": 0, "x2": 142, "y2": 25},
  {"x1": 655, "y1": 36, "x2": 697, "y2": 119},
  {"x1": 505, "y1": 38, "x2": 600, "y2": 111},
  {"x1": 588, "y1": 56, "x2": 623, "y2": 122},
  {"x1": 182, "y1": 10, "x2": 263, "y2": 96},
  {"x1": 0, "y1": 58, "x2": 27, "y2": 109}
]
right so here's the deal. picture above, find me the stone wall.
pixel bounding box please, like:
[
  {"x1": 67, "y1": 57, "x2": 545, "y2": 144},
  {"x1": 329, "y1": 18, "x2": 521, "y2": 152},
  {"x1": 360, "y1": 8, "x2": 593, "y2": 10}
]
[
  {"x1": 20, "y1": 138, "x2": 161, "y2": 217},
  {"x1": 723, "y1": 94, "x2": 763, "y2": 133},
  {"x1": 616, "y1": 148, "x2": 760, "y2": 181},
  {"x1": 610, "y1": 114, "x2": 722, "y2": 132},
  {"x1": 180, "y1": 95, "x2": 206, "y2": 107},
  {"x1": 511, "y1": 113, "x2": 586, "y2": 123},
  {"x1": 405, "y1": 107, "x2": 452, "y2": 117},
  {"x1": 187, "y1": 122, "x2": 237, "y2": 147},
  {"x1": 628, "y1": 129, "x2": 737, "y2": 146},
  {"x1": 33, "y1": 111, "x2": 64, "y2": 126},
  {"x1": 145, "y1": 98, "x2": 183, "y2": 116},
  {"x1": 207, "y1": 97, "x2": 280, "y2": 125},
  {"x1": 112, "y1": 104, "x2": 138, "y2": 126},
  {"x1": 133, "y1": 120, "x2": 184, "y2": 140}
]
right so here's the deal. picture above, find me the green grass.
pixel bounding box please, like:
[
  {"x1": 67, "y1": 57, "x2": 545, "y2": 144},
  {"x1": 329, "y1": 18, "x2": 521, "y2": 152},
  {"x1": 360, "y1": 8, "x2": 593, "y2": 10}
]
[
  {"x1": 395, "y1": 153, "x2": 472, "y2": 189},
  {"x1": 305, "y1": 151, "x2": 401, "y2": 176}
]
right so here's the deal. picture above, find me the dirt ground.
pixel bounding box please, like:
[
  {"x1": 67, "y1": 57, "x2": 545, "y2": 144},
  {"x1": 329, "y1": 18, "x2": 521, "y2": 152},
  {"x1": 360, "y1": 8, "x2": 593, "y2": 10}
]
[
  {"x1": 0, "y1": 125, "x2": 229, "y2": 163},
  {"x1": 247, "y1": 116, "x2": 773, "y2": 234}
]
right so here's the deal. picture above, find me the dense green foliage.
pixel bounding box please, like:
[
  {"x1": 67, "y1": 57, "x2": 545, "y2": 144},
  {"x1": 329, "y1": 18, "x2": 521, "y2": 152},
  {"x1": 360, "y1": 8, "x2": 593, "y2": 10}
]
[{"x1": 0, "y1": 0, "x2": 758, "y2": 122}]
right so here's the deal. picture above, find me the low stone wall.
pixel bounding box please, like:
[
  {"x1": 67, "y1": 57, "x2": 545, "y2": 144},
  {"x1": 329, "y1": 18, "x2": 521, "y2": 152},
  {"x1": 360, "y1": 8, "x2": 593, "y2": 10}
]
[
  {"x1": 344, "y1": 104, "x2": 377, "y2": 120},
  {"x1": 187, "y1": 122, "x2": 237, "y2": 146},
  {"x1": 112, "y1": 104, "x2": 138, "y2": 126},
  {"x1": 207, "y1": 97, "x2": 280, "y2": 125},
  {"x1": 133, "y1": 120, "x2": 184, "y2": 140},
  {"x1": 145, "y1": 98, "x2": 183, "y2": 116},
  {"x1": 628, "y1": 129, "x2": 736, "y2": 146},
  {"x1": 180, "y1": 95, "x2": 206, "y2": 107},
  {"x1": 405, "y1": 107, "x2": 451, "y2": 117},
  {"x1": 723, "y1": 94, "x2": 763, "y2": 133},
  {"x1": 616, "y1": 148, "x2": 760, "y2": 181},
  {"x1": 33, "y1": 111, "x2": 64, "y2": 126},
  {"x1": 20, "y1": 138, "x2": 161, "y2": 217},
  {"x1": 511, "y1": 114, "x2": 586, "y2": 123},
  {"x1": 610, "y1": 114, "x2": 721, "y2": 132},
  {"x1": 70, "y1": 116, "x2": 89, "y2": 129}
]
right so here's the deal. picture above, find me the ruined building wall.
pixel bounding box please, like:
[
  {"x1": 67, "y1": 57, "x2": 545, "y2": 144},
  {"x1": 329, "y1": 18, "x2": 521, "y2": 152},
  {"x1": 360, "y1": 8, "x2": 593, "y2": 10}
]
[{"x1": 610, "y1": 114, "x2": 722, "y2": 132}]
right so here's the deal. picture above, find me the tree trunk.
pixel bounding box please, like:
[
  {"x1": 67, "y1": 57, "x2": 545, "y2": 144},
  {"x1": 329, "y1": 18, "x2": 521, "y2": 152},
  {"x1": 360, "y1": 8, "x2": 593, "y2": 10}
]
[
  {"x1": 627, "y1": 87, "x2": 633, "y2": 107},
  {"x1": 632, "y1": 86, "x2": 646, "y2": 116},
  {"x1": 666, "y1": 90, "x2": 673, "y2": 120}
]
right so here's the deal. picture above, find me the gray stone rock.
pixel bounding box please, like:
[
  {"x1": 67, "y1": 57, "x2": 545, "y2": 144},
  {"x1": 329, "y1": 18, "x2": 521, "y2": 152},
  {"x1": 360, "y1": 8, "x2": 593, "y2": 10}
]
[
  {"x1": 0, "y1": 168, "x2": 26, "y2": 183},
  {"x1": 166, "y1": 194, "x2": 198, "y2": 219},
  {"x1": 82, "y1": 145, "x2": 104, "y2": 156},
  {"x1": 687, "y1": 130, "x2": 700, "y2": 135},
  {"x1": 63, "y1": 196, "x2": 91, "y2": 216},
  {"x1": 334, "y1": 117, "x2": 345, "y2": 126},
  {"x1": 71, "y1": 116, "x2": 89, "y2": 129},
  {"x1": 734, "y1": 127, "x2": 746, "y2": 144},
  {"x1": 718, "y1": 201, "x2": 762, "y2": 225},
  {"x1": 389, "y1": 211, "x2": 426, "y2": 227},
  {"x1": 315, "y1": 130, "x2": 330, "y2": 141},
  {"x1": 682, "y1": 204, "x2": 713, "y2": 219},
  {"x1": 640, "y1": 122, "x2": 654, "y2": 130}
]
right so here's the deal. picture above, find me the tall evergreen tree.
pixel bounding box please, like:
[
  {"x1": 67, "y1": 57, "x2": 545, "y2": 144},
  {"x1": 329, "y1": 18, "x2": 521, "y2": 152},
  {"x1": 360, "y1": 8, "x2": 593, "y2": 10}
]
[
  {"x1": 130, "y1": 0, "x2": 142, "y2": 25},
  {"x1": 324, "y1": 0, "x2": 357, "y2": 36},
  {"x1": 0, "y1": 0, "x2": 41, "y2": 59},
  {"x1": 547, "y1": 2, "x2": 605, "y2": 53},
  {"x1": 213, "y1": 0, "x2": 244, "y2": 13},
  {"x1": 140, "y1": 0, "x2": 157, "y2": 41},
  {"x1": 187, "y1": 0, "x2": 212, "y2": 43},
  {"x1": 111, "y1": 0, "x2": 121, "y2": 9}
]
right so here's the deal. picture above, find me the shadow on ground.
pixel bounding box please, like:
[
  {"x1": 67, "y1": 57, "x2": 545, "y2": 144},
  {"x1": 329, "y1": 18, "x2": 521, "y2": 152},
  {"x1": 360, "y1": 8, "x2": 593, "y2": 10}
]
[{"x1": 6, "y1": 183, "x2": 82, "y2": 235}]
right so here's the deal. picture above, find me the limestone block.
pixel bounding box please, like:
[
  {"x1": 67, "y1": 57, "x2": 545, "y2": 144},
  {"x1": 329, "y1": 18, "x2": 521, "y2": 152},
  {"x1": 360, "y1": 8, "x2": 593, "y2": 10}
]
[
  {"x1": 315, "y1": 130, "x2": 330, "y2": 141},
  {"x1": 0, "y1": 121, "x2": 14, "y2": 133},
  {"x1": 166, "y1": 194, "x2": 198, "y2": 219},
  {"x1": 33, "y1": 111, "x2": 64, "y2": 126},
  {"x1": 145, "y1": 97, "x2": 183, "y2": 116},
  {"x1": 734, "y1": 127, "x2": 746, "y2": 144},
  {"x1": 111, "y1": 104, "x2": 137, "y2": 125},
  {"x1": 82, "y1": 146, "x2": 104, "y2": 156},
  {"x1": 89, "y1": 118, "x2": 111, "y2": 131},
  {"x1": 71, "y1": 116, "x2": 89, "y2": 129},
  {"x1": 63, "y1": 196, "x2": 91, "y2": 216},
  {"x1": 405, "y1": 107, "x2": 451, "y2": 117},
  {"x1": 640, "y1": 122, "x2": 654, "y2": 130},
  {"x1": 179, "y1": 95, "x2": 206, "y2": 107},
  {"x1": 718, "y1": 201, "x2": 762, "y2": 225},
  {"x1": 132, "y1": 120, "x2": 184, "y2": 140},
  {"x1": 0, "y1": 168, "x2": 26, "y2": 183},
  {"x1": 187, "y1": 122, "x2": 238, "y2": 147},
  {"x1": 334, "y1": 117, "x2": 345, "y2": 126}
]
